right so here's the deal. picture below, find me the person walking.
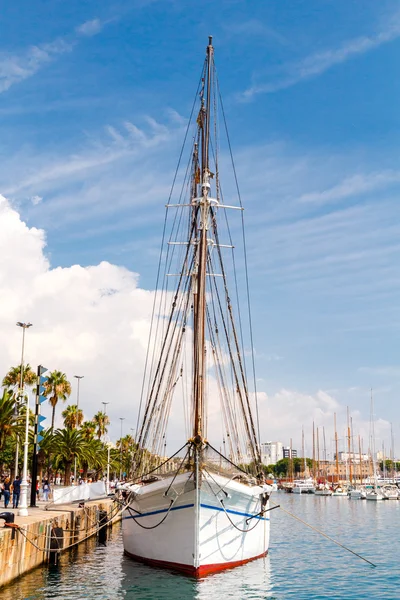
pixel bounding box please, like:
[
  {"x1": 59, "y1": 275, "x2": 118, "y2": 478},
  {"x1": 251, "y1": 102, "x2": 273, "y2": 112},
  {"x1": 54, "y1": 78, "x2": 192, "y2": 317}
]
[
  {"x1": 43, "y1": 479, "x2": 50, "y2": 502},
  {"x1": 12, "y1": 475, "x2": 21, "y2": 508},
  {"x1": 2, "y1": 477, "x2": 11, "y2": 508}
]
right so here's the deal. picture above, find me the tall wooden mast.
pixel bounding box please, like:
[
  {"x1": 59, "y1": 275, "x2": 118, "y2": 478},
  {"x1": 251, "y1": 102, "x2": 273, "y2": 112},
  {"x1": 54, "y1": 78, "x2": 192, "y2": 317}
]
[
  {"x1": 193, "y1": 36, "x2": 213, "y2": 441},
  {"x1": 312, "y1": 421, "x2": 315, "y2": 479},
  {"x1": 334, "y1": 412, "x2": 339, "y2": 483},
  {"x1": 347, "y1": 406, "x2": 352, "y2": 483}
]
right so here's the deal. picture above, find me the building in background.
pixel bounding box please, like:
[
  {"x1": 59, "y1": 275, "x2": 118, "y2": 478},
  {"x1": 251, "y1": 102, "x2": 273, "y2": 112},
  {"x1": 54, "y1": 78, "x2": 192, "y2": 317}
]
[
  {"x1": 283, "y1": 447, "x2": 297, "y2": 459},
  {"x1": 337, "y1": 452, "x2": 369, "y2": 463},
  {"x1": 260, "y1": 442, "x2": 284, "y2": 464}
]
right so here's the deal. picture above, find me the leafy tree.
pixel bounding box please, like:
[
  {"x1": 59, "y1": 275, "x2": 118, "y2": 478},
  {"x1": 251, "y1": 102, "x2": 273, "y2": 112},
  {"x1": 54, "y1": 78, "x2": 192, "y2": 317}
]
[
  {"x1": 92, "y1": 411, "x2": 110, "y2": 439},
  {"x1": 84, "y1": 438, "x2": 108, "y2": 479},
  {"x1": 2, "y1": 364, "x2": 37, "y2": 392},
  {"x1": 52, "y1": 428, "x2": 91, "y2": 485},
  {"x1": 35, "y1": 428, "x2": 56, "y2": 481},
  {"x1": 0, "y1": 388, "x2": 17, "y2": 452},
  {"x1": 273, "y1": 458, "x2": 289, "y2": 477},
  {"x1": 43, "y1": 371, "x2": 72, "y2": 429},
  {"x1": 0, "y1": 434, "x2": 16, "y2": 472},
  {"x1": 116, "y1": 434, "x2": 137, "y2": 478},
  {"x1": 62, "y1": 404, "x2": 84, "y2": 429},
  {"x1": 80, "y1": 420, "x2": 96, "y2": 440}
]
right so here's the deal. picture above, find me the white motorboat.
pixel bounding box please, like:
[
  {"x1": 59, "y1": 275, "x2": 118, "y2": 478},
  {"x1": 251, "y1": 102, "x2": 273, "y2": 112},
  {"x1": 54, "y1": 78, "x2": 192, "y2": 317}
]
[
  {"x1": 315, "y1": 484, "x2": 332, "y2": 496},
  {"x1": 122, "y1": 37, "x2": 272, "y2": 577},
  {"x1": 381, "y1": 485, "x2": 399, "y2": 500},
  {"x1": 348, "y1": 487, "x2": 366, "y2": 500},
  {"x1": 292, "y1": 479, "x2": 315, "y2": 494},
  {"x1": 365, "y1": 490, "x2": 385, "y2": 501}
]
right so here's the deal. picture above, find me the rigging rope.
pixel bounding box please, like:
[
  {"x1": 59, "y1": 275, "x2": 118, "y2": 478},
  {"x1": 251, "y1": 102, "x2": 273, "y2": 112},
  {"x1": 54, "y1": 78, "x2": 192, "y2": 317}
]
[
  {"x1": 217, "y1": 77, "x2": 262, "y2": 454},
  {"x1": 125, "y1": 500, "x2": 174, "y2": 530},
  {"x1": 15, "y1": 500, "x2": 123, "y2": 553},
  {"x1": 135, "y1": 62, "x2": 206, "y2": 441},
  {"x1": 271, "y1": 500, "x2": 376, "y2": 567}
]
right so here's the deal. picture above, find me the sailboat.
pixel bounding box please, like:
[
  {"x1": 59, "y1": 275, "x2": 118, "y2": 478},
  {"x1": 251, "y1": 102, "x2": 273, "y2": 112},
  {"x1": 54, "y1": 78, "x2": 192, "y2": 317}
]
[
  {"x1": 366, "y1": 390, "x2": 384, "y2": 501},
  {"x1": 122, "y1": 37, "x2": 272, "y2": 577},
  {"x1": 293, "y1": 427, "x2": 315, "y2": 493},
  {"x1": 315, "y1": 427, "x2": 332, "y2": 495}
]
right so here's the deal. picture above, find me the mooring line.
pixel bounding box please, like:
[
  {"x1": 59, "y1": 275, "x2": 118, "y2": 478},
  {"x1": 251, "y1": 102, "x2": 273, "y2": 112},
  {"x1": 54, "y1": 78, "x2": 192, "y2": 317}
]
[{"x1": 270, "y1": 500, "x2": 376, "y2": 568}]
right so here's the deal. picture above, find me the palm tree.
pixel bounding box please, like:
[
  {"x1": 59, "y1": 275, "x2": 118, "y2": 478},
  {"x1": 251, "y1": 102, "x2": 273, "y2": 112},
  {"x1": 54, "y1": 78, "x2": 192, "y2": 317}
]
[
  {"x1": 0, "y1": 389, "x2": 17, "y2": 452},
  {"x1": 2, "y1": 364, "x2": 37, "y2": 394},
  {"x1": 62, "y1": 404, "x2": 84, "y2": 429},
  {"x1": 82, "y1": 437, "x2": 107, "y2": 480},
  {"x1": 116, "y1": 434, "x2": 137, "y2": 478},
  {"x1": 35, "y1": 428, "x2": 55, "y2": 481},
  {"x1": 52, "y1": 428, "x2": 91, "y2": 485},
  {"x1": 80, "y1": 421, "x2": 96, "y2": 440},
  {"x1": 44, "y1": 371, "x2": 72, "y2": 429},
  {"x1": 92, "y1": 411, "x2": 110, "y2": 439}
]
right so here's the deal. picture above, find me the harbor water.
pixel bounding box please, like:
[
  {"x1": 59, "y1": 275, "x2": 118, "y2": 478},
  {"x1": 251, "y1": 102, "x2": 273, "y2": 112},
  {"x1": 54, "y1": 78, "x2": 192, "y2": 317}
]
[{"x1": 2, "y1": 493, "x2": 399, "y2": 599}]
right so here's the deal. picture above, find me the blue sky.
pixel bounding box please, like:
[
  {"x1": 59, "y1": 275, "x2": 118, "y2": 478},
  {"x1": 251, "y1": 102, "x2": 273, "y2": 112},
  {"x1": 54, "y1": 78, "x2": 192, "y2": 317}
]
[{"x1": 1, "y1": 0, "x2": 400, "y2": 451}]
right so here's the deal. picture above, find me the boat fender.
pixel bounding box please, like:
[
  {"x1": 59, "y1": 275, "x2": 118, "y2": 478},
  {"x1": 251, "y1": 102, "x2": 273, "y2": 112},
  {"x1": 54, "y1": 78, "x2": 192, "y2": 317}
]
[
  {"x1": 260, "y1": 492, "x2": 270, "y2": 509},
  {"x1": 0, "y1": 511, "x2": 15, "y2": 525}
]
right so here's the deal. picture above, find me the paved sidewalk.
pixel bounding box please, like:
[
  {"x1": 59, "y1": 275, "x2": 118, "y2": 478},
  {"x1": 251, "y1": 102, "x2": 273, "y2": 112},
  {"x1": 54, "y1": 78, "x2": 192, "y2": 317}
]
[{"x1": 0, "y1": 498, "x2": 115, "y2": 528}]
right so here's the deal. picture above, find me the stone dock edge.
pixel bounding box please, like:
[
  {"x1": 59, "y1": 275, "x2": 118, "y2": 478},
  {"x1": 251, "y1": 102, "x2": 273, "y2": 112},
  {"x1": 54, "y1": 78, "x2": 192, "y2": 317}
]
[{"x1": 0, "y1": 498, "x2": 121, "y2": 589}]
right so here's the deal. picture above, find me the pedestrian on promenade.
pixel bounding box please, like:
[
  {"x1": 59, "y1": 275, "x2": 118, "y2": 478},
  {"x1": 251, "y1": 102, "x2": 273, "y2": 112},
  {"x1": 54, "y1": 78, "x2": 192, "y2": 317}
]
[
  {"x1": 2, "y1": 477, "x2": 11, "y2": 508},
  {"x1": 43, "y1": 479, "x2": 50, "y2": 502},
  {"x1": 12, "y1": 475, "x2": 21, "y2": 508}
]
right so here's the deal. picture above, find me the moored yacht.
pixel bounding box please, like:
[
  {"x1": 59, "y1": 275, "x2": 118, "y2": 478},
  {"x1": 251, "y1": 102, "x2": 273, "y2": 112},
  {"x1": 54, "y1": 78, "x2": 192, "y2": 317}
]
[
  {"x1": 292, "y1": 479, "x2": 315, "y2": 494},
  {"x1": 381, "y1": 484, "x2": 399, "y2": 500}
]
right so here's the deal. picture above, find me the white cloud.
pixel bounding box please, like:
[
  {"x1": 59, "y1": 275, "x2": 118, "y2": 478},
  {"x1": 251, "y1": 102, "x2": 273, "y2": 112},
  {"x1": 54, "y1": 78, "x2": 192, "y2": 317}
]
[
  {"x1": 0, "y1": 194, "x2": 153, "y2": 438},
  {"x1": 0, "y1": 194, "x2": 395, "y2": 454},
  {"x1": 0, "y1": 15, "x2": 107, "y2": 94},
  {"x1": 299, "y1": 170, "x2": 400, "y2": 205},
  {"x1": 30, "y1": 195, "x2": 43, "y2": 205},
  {"x1": 257, "y1": 388, "x2": 392, "y2": 456},
  {"x1": 0, "y1": 39, "x2": 74, "y2": 93},
  {"x1": 240, "y1": 11, "x2": 400, "y2": 99},
  {"x1": 76, "y1": 18, "x2": 104, "y2": 37},
  {"x1": 224, "y1": 19, "x2": 287, "y2": 45}
]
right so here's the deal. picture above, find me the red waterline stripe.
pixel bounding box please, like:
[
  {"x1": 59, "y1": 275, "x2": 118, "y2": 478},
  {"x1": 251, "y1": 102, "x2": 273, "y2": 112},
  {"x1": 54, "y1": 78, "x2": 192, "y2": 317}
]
[{"x1": 124, "y1": 549, "x2": 268, "y2": 577}]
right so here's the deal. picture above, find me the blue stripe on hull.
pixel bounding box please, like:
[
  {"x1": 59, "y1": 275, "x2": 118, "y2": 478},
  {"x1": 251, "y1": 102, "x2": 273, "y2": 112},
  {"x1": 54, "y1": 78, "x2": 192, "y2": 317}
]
[
  {"x1": 123, "y1": 503, "x2": 194, "y2": 519},
  {"x1": 123, "y1": 501, "x2": 270, "y2": 521},
  {"x1": 200, "y1": 503, "x2": 270, "y2": 521}
]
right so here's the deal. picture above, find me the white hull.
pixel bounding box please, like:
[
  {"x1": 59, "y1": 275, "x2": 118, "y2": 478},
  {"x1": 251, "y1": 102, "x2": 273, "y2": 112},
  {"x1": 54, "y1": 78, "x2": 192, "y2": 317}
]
[
  {"x1": 122, "y1": 471, "x2": 270, "y2": 576},
  {"x1": 349, "y1": 490, "x2": 365, "y2": 499},
  {"x1": 315, "y1": 489, "x2": 332, "y2": 496},
  {"x1": 365, "y1": 491, "x2": 385, "y2": 501},
  {"x1": 381, "y1": 486, "x2": 399, "y2": 500},
  {"x1": 292, "y1": 480, "x2": 315, "y2": 494}
]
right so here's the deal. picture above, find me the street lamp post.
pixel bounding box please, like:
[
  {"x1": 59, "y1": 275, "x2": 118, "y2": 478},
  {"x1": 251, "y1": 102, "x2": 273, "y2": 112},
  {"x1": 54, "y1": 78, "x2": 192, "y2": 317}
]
[
  {"x1": 119, "y1": 417, "x2": 125, "y2": 480},
  {"x1": 16, "y1": 322, "x2": 33, "y2": 517},
  {"x1": 73, "y1": 375, "x2": 84, "y2": 484},
  {"x1": 106, "y1": 443, "x2": 111, "y2": 494},
  {"x1": 102, "y1": 403, "x2": 110, "y2": 490}
]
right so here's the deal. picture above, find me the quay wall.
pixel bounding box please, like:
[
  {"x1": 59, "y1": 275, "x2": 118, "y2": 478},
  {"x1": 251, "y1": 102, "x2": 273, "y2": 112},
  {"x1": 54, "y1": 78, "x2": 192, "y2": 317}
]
[{"x1": 0, "y1": 499, "x2": 119, "y2": 589}]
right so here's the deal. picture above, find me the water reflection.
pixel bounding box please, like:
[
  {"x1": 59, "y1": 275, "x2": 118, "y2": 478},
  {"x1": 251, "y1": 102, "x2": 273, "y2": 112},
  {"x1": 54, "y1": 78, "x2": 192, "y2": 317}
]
[
  {"x1": 119, "y1": 551, "x2": 273, "y2": 599},
  {"x1": 1, "y1": 495, "x2": 400, "y2": 599}
]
